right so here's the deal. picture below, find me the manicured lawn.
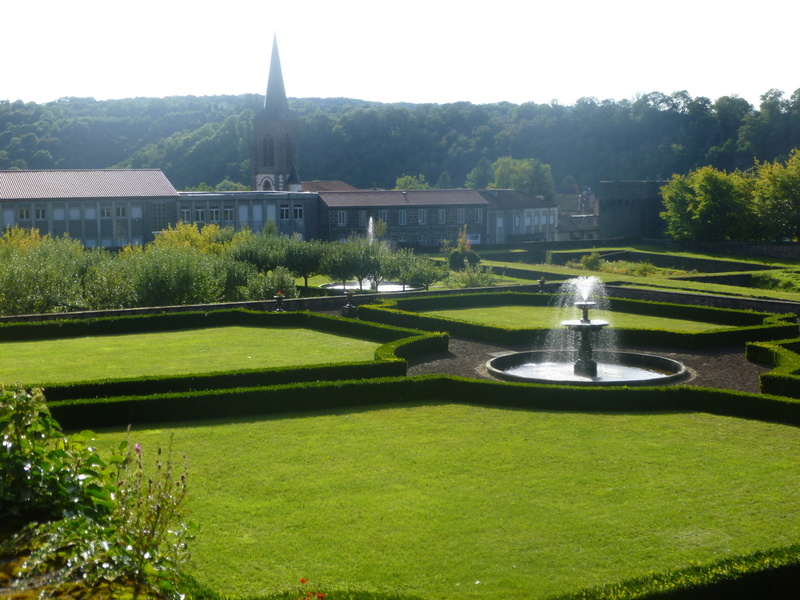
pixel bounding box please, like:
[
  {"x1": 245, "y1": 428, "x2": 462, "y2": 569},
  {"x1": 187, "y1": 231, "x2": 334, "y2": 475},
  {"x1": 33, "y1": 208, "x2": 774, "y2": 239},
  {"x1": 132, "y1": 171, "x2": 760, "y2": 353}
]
[
  {"x1": 97, "y1": 404, "x2": 800, "y2": 600},
  {"x1": 0, "y1": 326, "x2": 381, "y2": 386},
  {"x1": 420, "y1": 305, "x2": 727, "y2": 331}
]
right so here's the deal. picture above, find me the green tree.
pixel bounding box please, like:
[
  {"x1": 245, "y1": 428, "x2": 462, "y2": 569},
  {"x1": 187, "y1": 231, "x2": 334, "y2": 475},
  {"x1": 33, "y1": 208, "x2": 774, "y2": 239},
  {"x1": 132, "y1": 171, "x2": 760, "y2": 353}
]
[
  {"x1": 660, "y1": 166, "x2": 755, "y2": 241},
  {"x1": 753, "y1": 149, "x2": 800, "y2": 240},
  {"x1": 394, "y1": 173, "x2": 431, "y2": 190},
  {"x1": 490, "y1": 156, "x2": 556, "y2": 199},
  {"x1": 284, "y1": 236, "x2": 326, "y2": 288}
]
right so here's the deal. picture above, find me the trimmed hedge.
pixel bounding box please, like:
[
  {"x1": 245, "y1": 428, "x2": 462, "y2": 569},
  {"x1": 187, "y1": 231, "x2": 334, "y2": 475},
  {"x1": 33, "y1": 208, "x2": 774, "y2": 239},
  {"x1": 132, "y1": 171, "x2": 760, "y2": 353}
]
[
  {"x1": 358, "y1": 293, "x2": 798, "y2": 349},
  {"x1": 747, "y1": 338, "x2": 800, "y2": 398},
  {"x1": 44, "y1": 375, "x2": 800, "y2": 597},
  {"x1": 0, "y1": 308, "x2": 448, "y2": 401},
  {"x1": 49, "y1": 374, "x2": 800, "y2": 432}
]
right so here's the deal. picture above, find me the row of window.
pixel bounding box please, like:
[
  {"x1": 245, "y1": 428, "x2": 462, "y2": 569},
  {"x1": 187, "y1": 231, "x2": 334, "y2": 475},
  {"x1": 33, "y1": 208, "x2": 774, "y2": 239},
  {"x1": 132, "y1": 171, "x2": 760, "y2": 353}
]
[
  {"x1": 180, "y1": 206, "x2": 235, "y2": 223},
  {"x1": 279, "y1": 204, "x2": 304, "y2": 220},
  {"x1": 17, "y1": 206, "x2": 139, "y2": 220},
  {"x1": 337, "y1": 208, "x2": 483, "y2": 228}
]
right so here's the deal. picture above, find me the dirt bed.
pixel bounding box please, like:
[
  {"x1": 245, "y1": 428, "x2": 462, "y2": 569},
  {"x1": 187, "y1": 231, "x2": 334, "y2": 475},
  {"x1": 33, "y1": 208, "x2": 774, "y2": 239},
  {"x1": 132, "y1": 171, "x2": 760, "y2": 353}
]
[{"x1": 406, "y1": 338, "x2": 769, "y2": 394}]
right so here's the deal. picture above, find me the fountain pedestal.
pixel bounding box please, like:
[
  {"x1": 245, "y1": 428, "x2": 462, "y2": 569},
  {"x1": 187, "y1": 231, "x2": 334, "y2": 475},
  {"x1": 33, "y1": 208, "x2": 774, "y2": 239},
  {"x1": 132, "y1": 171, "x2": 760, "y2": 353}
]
[{"x1": 562, "y1": 301, "x2": 609, "y2": 378}]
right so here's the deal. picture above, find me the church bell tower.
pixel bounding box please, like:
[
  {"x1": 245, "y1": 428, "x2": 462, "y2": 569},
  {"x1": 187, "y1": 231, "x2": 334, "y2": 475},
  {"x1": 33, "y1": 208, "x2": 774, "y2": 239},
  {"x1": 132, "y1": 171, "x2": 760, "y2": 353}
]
[{"x1": 251, "y1": 35, "x2": 300, "y2": 191}]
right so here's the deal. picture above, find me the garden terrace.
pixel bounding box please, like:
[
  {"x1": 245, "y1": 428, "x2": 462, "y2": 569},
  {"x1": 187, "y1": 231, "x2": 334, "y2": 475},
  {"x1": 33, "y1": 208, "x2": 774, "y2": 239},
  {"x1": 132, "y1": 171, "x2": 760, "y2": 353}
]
[
  {"x1": 0, "y1": 309, "x2": 447, "y2": 401},
  {"x1": 357, "y1": 292, "x2": 798, "y2": 349},
  {"x1": 66, "y1": 376, "x2": 800, "y2": 600}
]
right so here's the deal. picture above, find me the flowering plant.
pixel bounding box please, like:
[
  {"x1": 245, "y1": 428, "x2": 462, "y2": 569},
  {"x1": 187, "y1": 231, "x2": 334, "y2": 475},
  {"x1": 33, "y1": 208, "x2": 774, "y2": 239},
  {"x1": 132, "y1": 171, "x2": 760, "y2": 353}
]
[
  {"x1": 275, "y1": 290, "x2": 286, "y2": 297},
  {"x1": 297, "y1": 578, "x2": 325, "y2": 600}
]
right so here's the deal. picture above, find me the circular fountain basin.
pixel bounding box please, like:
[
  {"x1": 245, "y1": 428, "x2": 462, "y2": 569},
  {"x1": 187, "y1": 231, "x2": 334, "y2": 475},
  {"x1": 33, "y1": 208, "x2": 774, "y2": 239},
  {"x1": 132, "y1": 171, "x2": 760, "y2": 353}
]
[
  {"x1": 486, "y1": 350, "x2": 689, "y2": 387},
  {"x1": 320, "y1": 282, "x2": 422, "y2": 293}
]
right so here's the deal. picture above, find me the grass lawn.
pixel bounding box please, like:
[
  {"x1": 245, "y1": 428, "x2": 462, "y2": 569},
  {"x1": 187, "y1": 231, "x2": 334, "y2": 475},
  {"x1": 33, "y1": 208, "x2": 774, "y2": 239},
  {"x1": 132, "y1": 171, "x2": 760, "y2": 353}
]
[
  {"x1": 419, "y1": 305, "x2": 728, "y2": 332},
  {"x1": 97, "y1": 404, "x2": 800, "y2": 600},
  {"x1": 0, "y1": 326, "x2": 381, "y2": 386}
]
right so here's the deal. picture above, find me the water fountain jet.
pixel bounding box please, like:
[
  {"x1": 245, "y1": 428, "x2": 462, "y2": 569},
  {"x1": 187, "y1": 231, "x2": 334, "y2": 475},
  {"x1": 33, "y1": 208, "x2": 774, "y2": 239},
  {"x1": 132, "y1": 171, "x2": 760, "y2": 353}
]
[{"x1": 486, "y1": 277, "x2": 689, "y2": 386}]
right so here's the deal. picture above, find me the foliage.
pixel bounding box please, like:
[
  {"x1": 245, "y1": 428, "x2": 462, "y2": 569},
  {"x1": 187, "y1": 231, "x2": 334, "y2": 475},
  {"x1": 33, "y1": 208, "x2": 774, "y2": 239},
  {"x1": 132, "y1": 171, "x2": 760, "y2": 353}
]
[
  {"x1": 489, "y1": 156, "x2": 556, "y2": 199},
  {"x1": 753, "y1": 148, "x2": 800, "y2": 240},
  {"x1": 393, "y1": 173, "x2": 430, "y2": 190},
  {"x1": 4, "y1": 90, "x2": 800, "y2": 191},
  {"x1": 660, "y1": 166, "x2": 756, "y2": 241},
  {"x1": 447, "y1": 225, "x2": 480, "y2": 271},
  {"x1": 0, "y1": 385, "x2": 193, "y2": 598},
  {"x1": 446, "y1": 262, "x2": 496, "y2": 288}
]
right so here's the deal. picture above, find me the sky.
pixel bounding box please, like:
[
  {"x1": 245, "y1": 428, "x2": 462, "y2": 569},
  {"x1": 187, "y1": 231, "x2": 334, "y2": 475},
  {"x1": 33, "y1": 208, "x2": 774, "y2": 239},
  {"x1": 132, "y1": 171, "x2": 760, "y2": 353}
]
[{"x1": 4, "y1": 0, "x2": 797, "y2": 109}]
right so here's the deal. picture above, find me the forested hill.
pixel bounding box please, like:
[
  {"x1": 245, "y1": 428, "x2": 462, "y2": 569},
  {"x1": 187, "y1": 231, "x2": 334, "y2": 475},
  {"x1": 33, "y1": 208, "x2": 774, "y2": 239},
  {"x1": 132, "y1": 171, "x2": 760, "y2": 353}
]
[{"x1": 2, "y1": 89, "x2": 799, "y2": 191}]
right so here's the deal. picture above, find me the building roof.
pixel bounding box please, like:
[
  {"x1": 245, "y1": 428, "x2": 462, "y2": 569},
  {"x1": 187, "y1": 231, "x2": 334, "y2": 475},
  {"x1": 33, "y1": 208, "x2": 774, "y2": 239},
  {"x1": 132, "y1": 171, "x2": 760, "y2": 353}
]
[
  {"x1": 477, "y1": 189, "x2": 555, "y2": 209},
  {"x1": 0, "y1": 169, "x2": 180, "y2": 201},
  {"x1": 302, "y1": 180, "x2": 359, "y2": 192},
  {"x1": 318, "y1": 189, "x2": 489, "y2": 208}
]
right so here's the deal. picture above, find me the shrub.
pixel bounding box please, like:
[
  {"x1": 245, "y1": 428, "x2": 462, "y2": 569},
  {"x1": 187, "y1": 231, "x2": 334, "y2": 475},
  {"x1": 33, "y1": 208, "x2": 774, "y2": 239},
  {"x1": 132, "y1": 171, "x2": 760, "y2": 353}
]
[{"x1": 0, "y1": 385, "x2": 193, "y2": 598}]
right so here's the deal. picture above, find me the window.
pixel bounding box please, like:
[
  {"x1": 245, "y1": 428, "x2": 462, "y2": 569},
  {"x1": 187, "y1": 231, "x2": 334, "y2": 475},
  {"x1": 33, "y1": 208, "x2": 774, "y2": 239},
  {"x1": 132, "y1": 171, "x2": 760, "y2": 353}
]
[
  {"x1": 180, "y1": 207, "x2": 191, "y2": 222},
  {"x1": 154, "y1": 203, "x2": 167, "y2": 231},
  {"x1": 18, "y1": 208, "x2": 30, "y2": 220},
  {"x1": 457, "y1": 208, "x2": 466, "y2": 223},
  {"x1": 194, "y1": 207, "x2": 205, "y2": 222},
  {"x1": 116, "y1": 207, "x2": 127, "y2": 219},
  {"x1": 418, "y1": 209, "x2": 427, "y2": 225},
  {"x1": 262, "y1": 136, "x2": 275, "y2": 166},
  {"x1": 209, "y1": 206, "x2": 220, "y2": 222},
  {"x1": 418, "y1": 235, "x2": 427, "y2": 247},
  {"x1": 293, "y1": 204, "x2": 304, "y2": 220},
  {"x1": 475, "y1": 208, "x2": 483, "y2": 224},
  {"x1": 534, "y1": 214, "x2": 540, "y2": 226},
  {"x1": 549, "y1": 212, "x2": 555, "y2": 225},
  {"x1": 337, "y1": 211, "x2": 346, "y2": 227},
  {"x1": 131, "y1": 206, "x2": 143, "y2": 220},
  {"x1": 35, "y1": 208, "x2": 46, "y2": 220},
  {"x1": 398, "y1": 209, "x2": 407, "y2": 226},
  {"x1": 358, "y1": 210, "x2": 367, "y2": 227},
  {"x1": 280, "y1": 204, "x2": 290, "y2": 220},
  {"x1": 378, "y1": 209, "x2": 388, "y2": 223},
  {"x1": 69, "y1": 208, "x2": 81, "y2": 220},
  {"x1": 438, "y1": 208, "x2": 446, "y2": 224},
  {"x1": 224, "y1": 206, "x2": 234, "y2": 222},
  {"x1": 100, "y1": 207, "x2": 112, "y2": 219}
]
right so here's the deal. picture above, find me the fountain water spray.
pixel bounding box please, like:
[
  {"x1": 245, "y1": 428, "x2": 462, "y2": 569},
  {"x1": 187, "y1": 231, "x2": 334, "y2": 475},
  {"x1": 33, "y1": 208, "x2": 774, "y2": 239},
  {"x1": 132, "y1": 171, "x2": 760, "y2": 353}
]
[{"x1": 485, "y1": 276, "x2": 689, "y2": 386}]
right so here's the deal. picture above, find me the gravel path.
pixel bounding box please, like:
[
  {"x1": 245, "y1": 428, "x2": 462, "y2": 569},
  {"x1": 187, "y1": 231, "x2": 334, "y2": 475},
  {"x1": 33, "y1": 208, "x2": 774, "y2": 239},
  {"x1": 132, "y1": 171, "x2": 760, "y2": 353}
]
[{"x1": 406, "y1": 337, "x2": 768, "y2": 393}]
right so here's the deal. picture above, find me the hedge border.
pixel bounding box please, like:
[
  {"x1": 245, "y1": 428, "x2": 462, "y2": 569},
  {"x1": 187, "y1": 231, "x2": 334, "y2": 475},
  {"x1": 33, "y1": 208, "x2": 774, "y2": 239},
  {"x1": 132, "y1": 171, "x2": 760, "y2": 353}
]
[
  {"x1": 357, "y1": 292, "x2": 798, "y2": 349},
  {"x1": 0, "y1": 308, "x2": 448, "y2": 401},
  {"x1": 746, "y1": 338, "x2": 800, "y2": 398},
  {"x1": 46, "y1": 375, "x2": 800, "y2": 599}
]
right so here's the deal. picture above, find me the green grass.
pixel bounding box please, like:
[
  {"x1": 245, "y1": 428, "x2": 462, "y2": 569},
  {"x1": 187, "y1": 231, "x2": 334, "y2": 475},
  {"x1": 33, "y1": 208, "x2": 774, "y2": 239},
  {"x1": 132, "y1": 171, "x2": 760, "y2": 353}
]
[
  {"x1": 0, "y1": 326, "x2": 381, "y2": 385},
  {"x1": 96, "y1": 404, "x2": 800, "y2": 600},
  {"x1": 419, "y1": 305, "x2": 727, "y2": 332}
]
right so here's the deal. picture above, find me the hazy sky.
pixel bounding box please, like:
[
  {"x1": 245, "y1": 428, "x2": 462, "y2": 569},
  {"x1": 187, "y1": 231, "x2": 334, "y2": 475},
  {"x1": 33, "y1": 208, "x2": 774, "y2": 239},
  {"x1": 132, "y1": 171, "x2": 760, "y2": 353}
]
[{"x1": 5, "y1": 0, "x2": 796, "y2": 108}]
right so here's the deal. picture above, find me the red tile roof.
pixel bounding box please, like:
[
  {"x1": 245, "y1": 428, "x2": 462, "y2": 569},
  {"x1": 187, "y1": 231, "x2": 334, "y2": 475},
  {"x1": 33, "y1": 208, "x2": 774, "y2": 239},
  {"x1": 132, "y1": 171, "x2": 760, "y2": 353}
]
[
  {"x1": 0, "y1": 169, "x2": 180, "y2": 200},
  {"x1": 318, "y1": 189, "x2": 489, "y2": 208}
]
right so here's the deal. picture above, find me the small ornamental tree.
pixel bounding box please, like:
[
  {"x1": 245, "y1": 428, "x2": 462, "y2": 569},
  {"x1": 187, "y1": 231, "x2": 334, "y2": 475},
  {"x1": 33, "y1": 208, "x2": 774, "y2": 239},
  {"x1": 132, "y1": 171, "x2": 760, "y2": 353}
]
[{"x1": 448, "y1": 225, "x2": 480, "y2": 271}]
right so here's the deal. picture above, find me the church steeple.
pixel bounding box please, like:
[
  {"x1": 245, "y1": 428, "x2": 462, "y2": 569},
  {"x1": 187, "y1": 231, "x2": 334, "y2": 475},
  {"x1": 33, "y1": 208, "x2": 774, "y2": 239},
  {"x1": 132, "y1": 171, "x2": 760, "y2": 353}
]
[
  {"x1": 263, "y1": 35, "x2": 290, "y2": 120},
  {"x1": 251, "y1": 35, "x2": 300, "y2": 192}
]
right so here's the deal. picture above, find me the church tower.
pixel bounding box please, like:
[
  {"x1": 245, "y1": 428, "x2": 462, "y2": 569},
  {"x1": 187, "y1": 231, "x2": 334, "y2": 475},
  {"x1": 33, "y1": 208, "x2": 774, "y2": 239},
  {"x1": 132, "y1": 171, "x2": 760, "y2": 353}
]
[{"x1": 251, "y1": 35, "x2": 301, "y2": 191}]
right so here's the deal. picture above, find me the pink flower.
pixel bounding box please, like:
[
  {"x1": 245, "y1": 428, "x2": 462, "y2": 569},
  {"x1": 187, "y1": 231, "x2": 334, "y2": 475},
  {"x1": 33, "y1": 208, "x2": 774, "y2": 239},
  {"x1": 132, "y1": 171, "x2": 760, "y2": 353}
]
[{"x1": 134, "y1": 443, "x2": 142, "y2": 456}]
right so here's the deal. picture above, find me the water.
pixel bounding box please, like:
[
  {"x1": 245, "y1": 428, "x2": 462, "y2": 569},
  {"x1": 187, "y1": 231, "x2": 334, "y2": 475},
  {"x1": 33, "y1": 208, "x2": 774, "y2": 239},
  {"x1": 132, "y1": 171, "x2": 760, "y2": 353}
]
[
  {"x1": 543, "y1": 276, "x2": 617, "y2": 356},
  {"x1": 506, "y1": 361, "x2": 671, "y2": 383}
]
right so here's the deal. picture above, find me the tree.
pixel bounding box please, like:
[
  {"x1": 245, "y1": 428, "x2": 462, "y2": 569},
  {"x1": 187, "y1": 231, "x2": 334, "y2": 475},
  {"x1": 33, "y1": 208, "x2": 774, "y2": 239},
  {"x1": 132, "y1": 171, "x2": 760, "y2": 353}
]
[
  {"x1": 753, "y1": 149, "x2": 800, "y2": 240},
  {"x1": 284, "y1": 235, "x2": 325, "y2": 288},
  {"x1": 394, "y1": 173, "x2": 431, "y2": 190},
  {"x1": 465, "y1": 157, "x2": 492, "y2": 189},
  {"x1": 660, "y1": 166, "x2": 755, "y2": 242},
  {"x1": 489, "y1": 157, "x2": 556, "y2": 199}
]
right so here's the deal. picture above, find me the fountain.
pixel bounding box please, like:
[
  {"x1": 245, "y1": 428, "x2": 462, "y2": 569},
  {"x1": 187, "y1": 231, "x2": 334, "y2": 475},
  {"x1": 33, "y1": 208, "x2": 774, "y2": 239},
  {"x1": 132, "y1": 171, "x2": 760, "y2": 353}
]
[
  {"x1": 321, "y1": 215, "x2": 423, "y2": 293},
  {"x1": 486, "y1": 276, "x2": 689, "y2": 386}
]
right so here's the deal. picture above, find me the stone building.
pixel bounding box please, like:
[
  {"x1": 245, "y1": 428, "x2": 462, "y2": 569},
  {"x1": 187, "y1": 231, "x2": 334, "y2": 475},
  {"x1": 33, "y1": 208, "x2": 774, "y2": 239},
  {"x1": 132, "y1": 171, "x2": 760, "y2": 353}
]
[
  {"x1": 250, "y1": 35, "x2": 301, "y2": 193},
  {"x1": 0, "y1": 169, "x2": 179, "y2": 247},
  {"x1": 317, "y1": 189, "x2": 489, "y2": 246},
  {"x1": 477, "y1": 189, "x2": 558, "y2": 243},
  {"x1": 596, "y1": 181, "x2": 667, "y2": 239}
]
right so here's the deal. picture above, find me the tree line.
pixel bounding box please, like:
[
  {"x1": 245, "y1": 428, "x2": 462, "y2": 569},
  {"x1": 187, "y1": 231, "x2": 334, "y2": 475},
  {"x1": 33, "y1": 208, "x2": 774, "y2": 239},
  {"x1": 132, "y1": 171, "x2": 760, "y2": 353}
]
[
  {"x1": 660, "y1": 150, "x2": 800, "y2": 242},
  {"x1": 2, "y1": 88, "x2": 799, "y2": 191},
  {"x1": 0, "y1": 224, "x2": 457, "y2": 317}
]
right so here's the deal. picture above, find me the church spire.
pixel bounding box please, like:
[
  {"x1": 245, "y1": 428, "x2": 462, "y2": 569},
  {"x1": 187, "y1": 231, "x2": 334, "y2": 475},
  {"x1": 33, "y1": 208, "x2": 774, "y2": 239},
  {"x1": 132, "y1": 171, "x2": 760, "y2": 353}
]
[{"x1": 263, "y1": 34, "x2": 290, "y2": 119}]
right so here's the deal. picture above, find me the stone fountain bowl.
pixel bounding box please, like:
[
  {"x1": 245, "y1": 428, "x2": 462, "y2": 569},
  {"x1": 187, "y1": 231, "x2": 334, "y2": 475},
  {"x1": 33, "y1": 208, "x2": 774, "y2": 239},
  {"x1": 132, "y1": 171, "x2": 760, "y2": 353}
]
[{"x1": 486, "y1": 350, "x2": 690, "y2": 387}]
